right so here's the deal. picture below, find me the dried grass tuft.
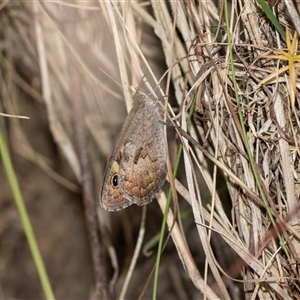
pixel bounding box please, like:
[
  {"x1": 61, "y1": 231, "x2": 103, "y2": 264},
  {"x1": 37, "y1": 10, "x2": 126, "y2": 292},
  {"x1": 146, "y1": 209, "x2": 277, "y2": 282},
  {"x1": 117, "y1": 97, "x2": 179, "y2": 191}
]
[{"x1": 1, "y1": 0, "x2": 300, "y2": 299}]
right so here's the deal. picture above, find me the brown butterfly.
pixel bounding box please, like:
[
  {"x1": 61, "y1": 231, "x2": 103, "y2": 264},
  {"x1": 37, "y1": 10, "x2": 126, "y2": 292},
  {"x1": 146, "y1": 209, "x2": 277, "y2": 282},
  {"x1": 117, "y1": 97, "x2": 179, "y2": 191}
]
[{"x1": 100, "y1": 89, "x2": 167, "y2": 211}]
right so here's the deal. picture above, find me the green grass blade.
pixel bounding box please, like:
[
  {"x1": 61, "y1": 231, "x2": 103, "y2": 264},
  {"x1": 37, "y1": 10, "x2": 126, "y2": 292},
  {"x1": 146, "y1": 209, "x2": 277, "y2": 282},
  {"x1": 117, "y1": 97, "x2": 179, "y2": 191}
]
[
  {"x1": 256, "y1": 0, "x2": 285, "y2": 39},
  {"x1": 0, "y1": 126, "x2": 55, "y2": 300},
  {"x1": 224, "y1": 0, "x2": 289, "y2": 259},
  {"x1": 152, "y1": 95, "x2": 197, "y2": 300}
]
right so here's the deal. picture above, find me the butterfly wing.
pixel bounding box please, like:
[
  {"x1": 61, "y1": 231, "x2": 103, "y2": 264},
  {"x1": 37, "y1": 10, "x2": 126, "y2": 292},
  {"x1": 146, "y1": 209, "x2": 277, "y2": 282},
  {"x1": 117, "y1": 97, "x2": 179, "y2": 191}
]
[
  {"x1": 100, "y1": 105, "x2": 139, "y2": 211},
  {"x1": 100, "y1": 90, "x2": 167, "y2": 211},
  {"x1": 118, "y1": 102, "x2": 167, "y2": 205}
]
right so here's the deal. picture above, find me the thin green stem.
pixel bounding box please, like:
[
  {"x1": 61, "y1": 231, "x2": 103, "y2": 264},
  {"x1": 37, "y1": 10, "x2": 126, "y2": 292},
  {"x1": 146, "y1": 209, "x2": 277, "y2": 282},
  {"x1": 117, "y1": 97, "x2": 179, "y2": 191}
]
[
  {"x1": 224, "y1": 0, "x2": 289, "y2": 258},
  {"x1": 152, "y1": 96, "x2": 196, "y2": 300},
  {"x1": 0, "y1": 127, "x2": 55, "y2": 300}
]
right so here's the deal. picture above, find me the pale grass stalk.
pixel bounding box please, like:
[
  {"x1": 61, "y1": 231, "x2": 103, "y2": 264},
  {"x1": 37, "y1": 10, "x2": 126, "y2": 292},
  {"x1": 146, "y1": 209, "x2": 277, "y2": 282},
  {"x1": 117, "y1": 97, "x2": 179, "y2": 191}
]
[
  {"x1": 119, "y1": 207, "x2": 147, "y2": 299},
  {"x1": 39, "y1": 3, "x2": 117, "y2": 103},
  {"x1": 157, "y1": 191, "x2": 220, "y2": 300},
  {"x1": 0, "y1": 54, "x2": 43, "y2": 102},
  {"x1": 180, "y1": 107, "x2": 231, "y2": 299},
  {"x1": 33, "y1": 1, "x2": 81, "y2": 182},
  {"x1": 104, "y1": 1, "x2": 131, "y2": 109}
]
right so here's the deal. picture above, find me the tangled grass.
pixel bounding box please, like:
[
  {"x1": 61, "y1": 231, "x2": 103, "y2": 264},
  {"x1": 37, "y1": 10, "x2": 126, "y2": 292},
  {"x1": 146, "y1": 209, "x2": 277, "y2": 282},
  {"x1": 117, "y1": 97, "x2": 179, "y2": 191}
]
[{"x1": 1, "y1": 1, "x2": 300, "y2": 299}]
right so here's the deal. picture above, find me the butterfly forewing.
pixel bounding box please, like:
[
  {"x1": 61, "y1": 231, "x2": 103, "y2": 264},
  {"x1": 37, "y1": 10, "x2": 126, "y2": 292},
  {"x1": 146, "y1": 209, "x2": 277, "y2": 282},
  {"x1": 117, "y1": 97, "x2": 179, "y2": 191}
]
[{"x1": 100, "y1": 89, "x2": 167, "y2": 211}]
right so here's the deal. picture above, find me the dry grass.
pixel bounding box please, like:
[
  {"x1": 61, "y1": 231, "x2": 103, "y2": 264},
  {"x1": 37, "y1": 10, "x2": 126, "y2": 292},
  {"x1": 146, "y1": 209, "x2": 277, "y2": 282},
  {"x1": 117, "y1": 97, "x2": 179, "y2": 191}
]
[{"x1": 1, "y1": 0, "x2": 300, "y2": 299}]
